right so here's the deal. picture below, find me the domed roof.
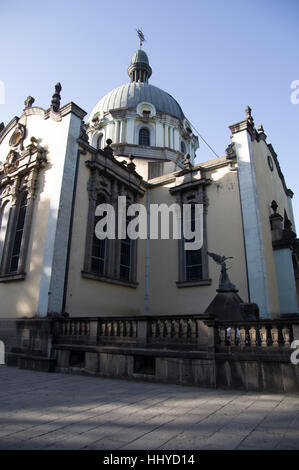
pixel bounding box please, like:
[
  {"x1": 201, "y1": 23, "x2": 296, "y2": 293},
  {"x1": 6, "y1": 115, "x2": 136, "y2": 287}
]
[
  {"x1": 131, "y1": 49, "x2": 149, "y2": 65},
  {"x1": 89, "y1": 82, "x2": 185, "y2": 121}
]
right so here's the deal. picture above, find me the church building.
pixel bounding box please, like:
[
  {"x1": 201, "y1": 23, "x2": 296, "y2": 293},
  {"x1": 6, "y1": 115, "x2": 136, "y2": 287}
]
[{"x1": 0, "y1": 45, "x2": 298, "y2": 390}]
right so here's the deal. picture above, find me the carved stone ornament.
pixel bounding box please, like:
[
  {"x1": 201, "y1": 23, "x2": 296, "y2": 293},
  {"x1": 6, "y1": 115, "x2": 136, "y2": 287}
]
[
  {"x1": 3, "y1": 150, "x2": 20, "y2": 174},
  {"x1": 9, "y1": 124, "x2": 26, "y2": 149},
  {"x1": 24, "y1": 96, "x2": 35, "y2": 108},
  {"x1": 0, "y1": 184, "x2": 12, "y2": 198},
  {"x1": 79, "y1": 122, "x2": 89, "y2": 142},
  {"x1": 51, "y1": 82, "x2": 62, "y2": 112},
  {"x1": 225, "y1": 142, "x2": 236, "y2": 159},
  {"x1": 87, "y1": 170, "x2": 111, "y2": 201}
]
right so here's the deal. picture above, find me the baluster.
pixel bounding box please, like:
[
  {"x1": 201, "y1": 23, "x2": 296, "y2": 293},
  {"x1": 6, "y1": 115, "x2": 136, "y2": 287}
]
[
  {"x1": 239, "y1": 327, "x2": 246, "y2": 347},
  {"x1": 271, "y1": 325, "x2": 279, "y2": 347},
  {"x1": 86, "y1": 321, "x2": 90, "y2": 336},
  {"x1": 159, "y1": 320, "x2": 165, "y2": 338},
  {"x1": 154, "y1": 321, "x2": 159, "y2": 338},
  {"x1": 230, "y1": 327, "x2": 236, "y2": 346},
  {"x1": 249, "y1": 325, "x2": 257, "y2": 348},
  {"x1": 173, "y1": 320, "x2": 179, "y2": 339},
  {"x1": 107, "y1": 321, "x2": 112, "y2": 337},
  {"x1": 182, "y1": 319, "x2": 188, "y2": 339},
  {"x1": 122, "y1": 320, "x2": 126, "y2": 337},
  {"x1": 165, "y1": 320, "x2": 171, "y2": 339},
  {"x1": 282, "y1": 326, "x2": 291, "y2": 347},
  {"x1": 190, "y1": 319, "x2": 196, "y2": 340},
  {"x1": 132, "y1": 321, "x2": 137, "y2": 337},
  {"x1": 260, "y1": 326, "x2": 267, "y2": 347},
  {"x1": 119, "y1": 320, "x2": 124, "y2": 337}
]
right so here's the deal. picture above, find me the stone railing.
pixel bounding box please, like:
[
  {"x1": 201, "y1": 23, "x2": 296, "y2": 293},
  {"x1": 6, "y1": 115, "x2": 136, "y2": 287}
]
[
  {"x1": 53, "y1": 316, "x2": 299, "y2": 352},
  {"x1": 53, "y1": 315, "x2": 212, "y2": 349},
  {"x1": 214, "y1": 319, "x2": 298, "y2": 350}
]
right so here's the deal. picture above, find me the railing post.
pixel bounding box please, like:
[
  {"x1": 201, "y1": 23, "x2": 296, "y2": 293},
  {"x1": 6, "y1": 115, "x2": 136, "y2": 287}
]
[
  {"x1": 89, "y1": 320, "x2": 98, "y2": 343},
  {"x1": 293, "y1": 325, "x2": 299, "y2": 341},
  {"x1": 137, "y1": 319, "x2": 148, "y2": 345},
  {"x1": 197, "y1": 320, "x2": 215, "y2": 352}
]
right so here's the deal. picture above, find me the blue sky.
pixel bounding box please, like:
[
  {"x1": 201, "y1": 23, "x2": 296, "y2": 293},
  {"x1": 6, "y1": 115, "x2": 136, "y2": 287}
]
[{"x1": 1, "y1": 0, "x2": 298, "y2": 225}]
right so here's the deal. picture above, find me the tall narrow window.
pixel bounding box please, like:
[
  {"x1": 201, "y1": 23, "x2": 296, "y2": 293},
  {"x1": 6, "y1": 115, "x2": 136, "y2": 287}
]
[
  {"x1": 9, "y1": 192, "x2": 28, "y2": 273},
  {"x1": 180, "y1": 141, "x2": 186, "y2": 154},
  {"x1": 139, "y1": 128, "x2": 150, "y2": 146},
  {"x1": 91, "y1": 195, "x2": 106, "y2": 275},
  {"x1": 119, "y1": 212, "x2": 132, "y2": 281},
  {"x1": 184, "y1": 204, "x2": 203, "y2": 280}
]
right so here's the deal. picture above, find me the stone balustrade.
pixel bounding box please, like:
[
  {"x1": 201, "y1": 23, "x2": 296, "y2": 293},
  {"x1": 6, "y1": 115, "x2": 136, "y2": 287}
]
[
  {"x1": 215, "y1": 320, "x2": 296, "y2": 349},
  {"x1": 53, "y1": 316, "x2": 299, "y2": 352}
]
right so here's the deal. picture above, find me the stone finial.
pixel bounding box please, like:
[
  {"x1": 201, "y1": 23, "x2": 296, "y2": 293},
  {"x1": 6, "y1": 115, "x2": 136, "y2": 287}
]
[
  {"x1": 183, "y1": 153, "x2": 192, "y2": 170},
  {"x1": 245, "y1": 105, "x2": 252, "y2": 119},
  {"x1": 103, "y1": 138, "x2": 113, "y2": 158},
  {"x1": 245, "y1": 105, "x2": 254, "y2": 126},
  {"x1": 79, "y1": 122, "x2": 89, "y2": 142},
  {"x1": 24, "y1": 96, "x2": 35, "y2": 109},
  {"x1": 127, "y1": 154, "x2": 136, "y2": 172},
  {"x1": 51, "y1": 82, "x2": 62, "y2": 112},
  {"x1": 271, "y1": 200, "x2": 278, "y2": 214}
]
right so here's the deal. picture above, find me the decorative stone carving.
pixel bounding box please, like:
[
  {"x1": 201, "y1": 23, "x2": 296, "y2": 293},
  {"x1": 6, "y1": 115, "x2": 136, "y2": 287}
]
[
  {"x1": 225, "y1": 142, "x2": 236, "y2": 159},
  {"x1": 87, "y1": 169, "x2": 111, "y2": 201},
  {"x1": 207, "y1": 252, "x2": 236, "y2": 291},
  {"x1": 24, "y1": 96, "x2": 35, "y2": 109},
  {"x1": 51, "y1": 83, "x2": 62, "y2": 112},
  {"x1": 183, "y1": 153, "x2": 192, "y2": 171},
  {"x1": 9, "y1": 124, "x2": 26, "y2": 150},
  {"x1": 3, "y1": 150, "x2": 20, "y2": 174},
  {"x1": 0, "y1": 122, "x2": 4, "y2": 134},
  {"x1": 103, "y1": 139, "x2": 114, "y2": 159},
  {"x1": 79, "y1": 122, "x2": 89, "y2": 142},
  {"x1": 127, "y1": 155, "x2": 136, "y2": 172}
]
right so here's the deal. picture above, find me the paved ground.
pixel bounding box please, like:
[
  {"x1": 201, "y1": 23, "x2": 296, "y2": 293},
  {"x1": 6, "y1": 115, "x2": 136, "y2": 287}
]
[{"x1": 0, "y1": 366, "x2": 298, "y2": 450}]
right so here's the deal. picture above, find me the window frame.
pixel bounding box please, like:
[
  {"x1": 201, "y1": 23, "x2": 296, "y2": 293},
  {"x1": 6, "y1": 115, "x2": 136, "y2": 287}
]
[{"x1": 139, "y1": 127, "x2": 150, "y2": 146}]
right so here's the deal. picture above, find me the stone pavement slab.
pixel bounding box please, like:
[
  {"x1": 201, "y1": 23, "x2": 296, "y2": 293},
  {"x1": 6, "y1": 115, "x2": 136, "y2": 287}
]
[{"x1": 0, "y1": 366, "x2": 298, "y2": 450}]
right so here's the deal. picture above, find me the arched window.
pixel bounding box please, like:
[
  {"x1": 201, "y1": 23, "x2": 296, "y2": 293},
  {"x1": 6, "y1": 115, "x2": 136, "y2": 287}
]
[
  {"x1": 9, "y1": 191, "x2": 28, "y2": 273},
  {"x1": 180, "y1": 141, "x2": 186, "y2": 154},
  {"x1": 139, "y1": 128, "x2": 150, "y2": 146},
  {"x1": 91, "y1": 194, "x2": 107, "y2": 275}
]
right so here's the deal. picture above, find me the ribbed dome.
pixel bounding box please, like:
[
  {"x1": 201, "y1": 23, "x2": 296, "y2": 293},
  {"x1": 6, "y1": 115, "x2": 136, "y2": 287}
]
[
  {"x1": 89, "y1": 82, "x2": 185, "y2": 121},
  {"x1": 131, "y1": 49, "x2": 149, "y2": 65}
]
